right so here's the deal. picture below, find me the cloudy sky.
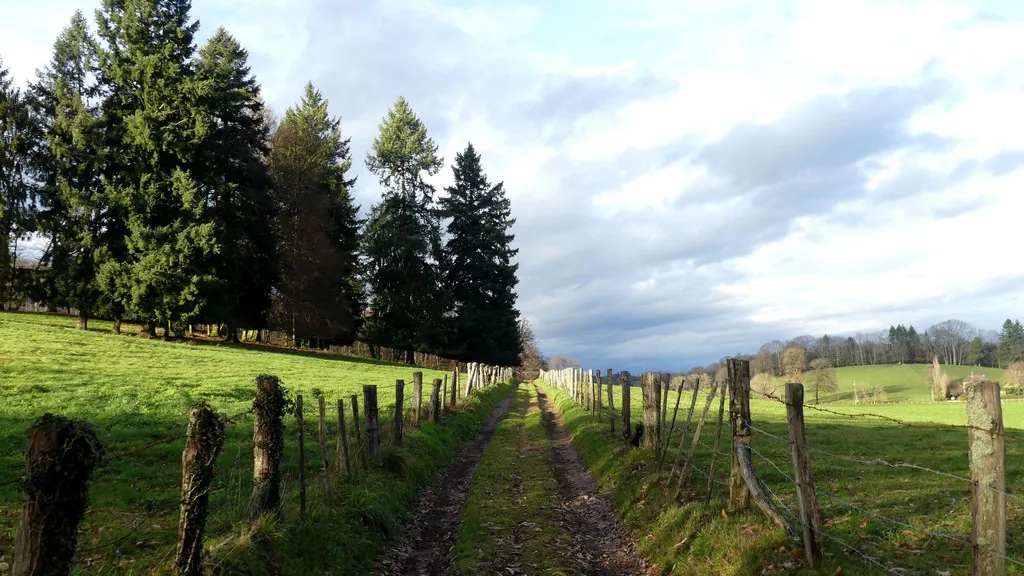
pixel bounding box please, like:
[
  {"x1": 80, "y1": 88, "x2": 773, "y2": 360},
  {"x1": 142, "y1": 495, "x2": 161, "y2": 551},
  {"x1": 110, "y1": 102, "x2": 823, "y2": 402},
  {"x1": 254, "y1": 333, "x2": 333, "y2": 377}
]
[{"x1": 2, "y1": 0, "x2": 1024, "y2": 371}]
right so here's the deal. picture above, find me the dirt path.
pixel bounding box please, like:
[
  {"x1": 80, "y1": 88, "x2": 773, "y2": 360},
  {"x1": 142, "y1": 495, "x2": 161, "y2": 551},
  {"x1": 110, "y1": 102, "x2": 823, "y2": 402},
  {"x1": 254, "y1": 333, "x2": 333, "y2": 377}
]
[
  {"x1": 534, "y1": 383, "x2": 651, "y2": 576},
  {"x1": 374, "y1": 383, "x2": 519, "y2": 576}
]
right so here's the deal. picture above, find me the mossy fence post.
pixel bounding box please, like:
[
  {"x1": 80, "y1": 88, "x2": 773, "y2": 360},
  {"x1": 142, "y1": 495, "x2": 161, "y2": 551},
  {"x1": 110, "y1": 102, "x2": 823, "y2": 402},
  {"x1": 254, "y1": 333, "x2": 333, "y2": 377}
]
[
  {"x1": 13, "y1": 414, "x2": 103, "y2": 576},
  {"x1": 595, "y1": 371, "x2": 603, "y2": 422},
  {"x1": 295, "y1": 394, "x2": 307, "y2": 522},
  {"x1": 620, "y1": 371, "x2": 631, "y2": 442},
  {"x1": 431, "y1": 378, "x2": 442, "y2": 422},
  {"x1": 786, "y1": 383, "x2": 824, "y2": 569},
  {"x1": 412, "y1": 372, "x2": 423, "y2": 428},
  {"x1": 642, "y1": 372, "x2": 662, "y2": 449},
  {"x1": 966, "y1": 380, "x2": 1006, "y2": 576},
  {"x1": 364, "y1": 385, "x2": 380, "y2": 458},
  {"x1": 728, "y1": 359, "x2": 752, "y2": 511},
  {"x1": 336, "y1": 399, "x2": 351, "y2": 476},
  {"x1": 250, "y1": 374, "x2": 288, "y2": 522},
  {"x1": 174, "y1": 404, "x2": 226, "y2": 576},
  {"x1": 394, "y1": 379, "x2": 405, "y2": 446},
  {"x1": 351, "y1": 394, "x2": 365, "y2": 470}
]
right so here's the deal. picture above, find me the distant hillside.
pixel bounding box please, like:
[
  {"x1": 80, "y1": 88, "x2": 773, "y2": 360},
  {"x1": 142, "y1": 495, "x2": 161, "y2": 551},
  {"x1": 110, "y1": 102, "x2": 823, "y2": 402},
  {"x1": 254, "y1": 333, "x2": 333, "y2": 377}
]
[{"x1": 774, "y1": 363, "x2": 1007, "y2": 403}]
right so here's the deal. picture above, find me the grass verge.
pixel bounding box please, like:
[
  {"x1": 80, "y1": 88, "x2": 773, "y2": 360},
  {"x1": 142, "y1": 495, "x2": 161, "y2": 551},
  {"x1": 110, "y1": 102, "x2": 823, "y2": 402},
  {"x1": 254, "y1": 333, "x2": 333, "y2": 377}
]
[{"x1": 453, "y1": 386, "x2": 568, "y2": 575}]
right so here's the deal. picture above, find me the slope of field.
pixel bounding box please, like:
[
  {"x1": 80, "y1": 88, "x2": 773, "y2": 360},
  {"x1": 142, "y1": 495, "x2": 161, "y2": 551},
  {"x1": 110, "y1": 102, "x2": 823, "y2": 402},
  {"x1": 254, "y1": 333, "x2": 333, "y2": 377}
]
[
  {"x1": 772, "y1": 363, "x2": 1008, "y2": 403},
  {"x1": 0, "y1": 312, "x2": 475, "y2": 573}
]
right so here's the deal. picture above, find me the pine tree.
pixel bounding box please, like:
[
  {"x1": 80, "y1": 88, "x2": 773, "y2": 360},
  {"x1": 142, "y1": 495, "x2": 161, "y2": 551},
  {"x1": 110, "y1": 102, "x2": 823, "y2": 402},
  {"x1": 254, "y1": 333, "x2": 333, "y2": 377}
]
[
  {"x1": 30, "y1": 11, "x2": 107, "y2": 329},
  {"x1": 95, "y1": 0, "x2": 217, "y2": 335},
  {"x1": 998, "y1": 319, "x2": 1024, "y2": 367},
  {"x1": 362, "y1": 97, "x2": 443, "y2": 362},
  {"x1": 440, "y1": 143, "x2": 521, "y2": 365},
  {"x1": 0, "y1": 57, "x2": 40, "y2": 309},
  {"x1": 193, "y1": 28, "x2": 276, "y2": 339},
  {"x1": 268, "y1": 82, "x2": 362, "y2": 346}
]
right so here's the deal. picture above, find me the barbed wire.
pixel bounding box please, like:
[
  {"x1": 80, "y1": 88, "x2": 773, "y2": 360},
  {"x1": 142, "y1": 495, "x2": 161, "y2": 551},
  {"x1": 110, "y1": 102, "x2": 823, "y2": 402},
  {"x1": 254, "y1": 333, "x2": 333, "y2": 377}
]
[{"x1": 760, "y1": 391, "x2": 1024, "y2": 443}]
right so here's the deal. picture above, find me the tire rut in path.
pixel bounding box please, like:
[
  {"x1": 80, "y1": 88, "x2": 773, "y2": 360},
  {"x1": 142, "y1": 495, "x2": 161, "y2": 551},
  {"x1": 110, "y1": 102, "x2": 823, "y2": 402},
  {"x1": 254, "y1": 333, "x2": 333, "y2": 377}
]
[
  {"x1": 534, "y1": 383, "x2": 651, "y2": 576},
  {"x1": 374, "y1": 383, "x2": 519, "y2": 576}
]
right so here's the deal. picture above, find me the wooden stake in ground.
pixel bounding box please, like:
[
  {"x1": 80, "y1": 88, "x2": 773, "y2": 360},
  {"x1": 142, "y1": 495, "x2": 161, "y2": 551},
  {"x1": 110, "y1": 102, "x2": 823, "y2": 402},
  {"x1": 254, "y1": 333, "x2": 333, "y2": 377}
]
[
  {"x1": 607, "y1": 369, "x2": 615, "y2": 434},
  {"x1": 595, "y1": 372, "x2": 603, "y2": 422},
  {"x1": 620, "y1": 371, "x2": 632, "y2": 442},
  {"x1": 394, "y1": 379, "x2": 405, "y2": 446},
  {"x1": 728, "y1": 359, "x2": 752, "y2": 511},
  {"x1": 175, "y1": 404, "x2": 226, "y2": 576},
  {"x1": 296, "y1": 394, "x2": 307, "y2": 522},
  {"x1": 675, "y1": 382, "x2": 719, "y2": 497},
  {"x1": 351, "y1": 394, "x2": 365, "y2": 470},
  {"x1": 336, "y1": 399, "x2": 350, "y2": 476},
  {"x1": 317, "y1": 396, "x2": 330, "y2": 472},
  {"x1": 670, "y1": 379, "x2": 702, "y2": 480},
  {"x1": 13, "y1": 414, "x2": 103, "y2": 576},
  {"x1": 451, "y1": 369, "x2": 459, "y2": 407},
  {"x1": 642, "y1": 372, "x2": 662, "y2": 449},
  {"x1": 966, "y1": 380, "x2": 1006, "y2": 576},
  {"x1": 659, "y1": 377, "x2": 685, "y2": 468},
  {"x1": 705, "y1": 377, "x2": 729, "y2": 505},
  {"x1": 431, "y1": 378, "x2": 442, "y2": 422},
  {"x1": 786, "y1": 383, "x2": 824, "y2": 568},
  {"x1": 250, "y1": 374, "x2": 287, "y2": 521},
  {"x1": 412, "y1": 372, "x2": 423, "y2": 428},
  {"x1": 364, "y1": 385, "x2": 380, "y2": 458},
  {"x1": 442, "y1": 374, "x2": 448, "y2": 410}
]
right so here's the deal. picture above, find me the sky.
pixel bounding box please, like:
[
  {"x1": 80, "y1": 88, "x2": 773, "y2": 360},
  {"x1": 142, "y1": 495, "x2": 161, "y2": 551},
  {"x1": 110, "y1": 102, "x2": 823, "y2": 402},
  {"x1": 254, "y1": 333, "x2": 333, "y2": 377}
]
[{"x1": 2, "y1": 0, "x2": 1024, "y2": 372}]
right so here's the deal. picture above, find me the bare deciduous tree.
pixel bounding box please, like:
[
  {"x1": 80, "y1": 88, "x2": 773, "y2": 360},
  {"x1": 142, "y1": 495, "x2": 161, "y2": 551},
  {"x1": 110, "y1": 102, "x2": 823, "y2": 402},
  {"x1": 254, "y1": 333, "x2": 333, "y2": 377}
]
[
  {"x1": 751, "y1": 372, "x2": 778, "y2": 398},
  {"x1": 548, "y1": 355, "x2": 580, "y2": 370},
  {"x1": 782, "y1": 346, "x2": 807, "y2": 383},
  {"x1": 804, "y1": 357, "x2": 837, "y2": 404},
  {"x1": 929, "y1": 319, "x2": 977, "y2": 366}
]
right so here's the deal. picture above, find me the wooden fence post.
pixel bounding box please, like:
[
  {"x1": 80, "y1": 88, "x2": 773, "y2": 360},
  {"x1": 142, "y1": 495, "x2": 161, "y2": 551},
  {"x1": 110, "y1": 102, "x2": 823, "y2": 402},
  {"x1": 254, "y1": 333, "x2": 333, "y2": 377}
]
[
  {"x1": 412, "y1": 372, "x2": 423, "y2": 428},
  {"x1": 317, "y1": 396, "x2": 330, "y2": 472},
  {"x1": 705, "y1": 377, "x2": 729, "y2": 505},
  {"x1": 676, "y1": 382, "x2": 720, "y2": 496},
  {"x1": 431, "y1": 378, "x2": 442, "y2": 422},
  {"x1": 250, "y1": 374, "x2": 286, "y2": 521},
  {"x1": 670, "y1": 377, "x2": 702, "y2": 481},
  {"x1": 364, "y1": 385, "x2": 379, "y2": 458},
  {"x1": 642, "y1": 372, "x2": 662, "y2": 449},
  {"x1": 351, "y1": 395, "x2": 366, "y2": 470},
  {"x1": 13, "y1": 415, "x2": 103, "y2": 576},
  {"x1": 620, "y1": 371, "x2": 632, "y2": 441},
  {"x1": 174, "y1": 404, "x2": 226, "y2": 576},
  {"x1": 394, "y1": 379, "x2": 405, "y2": 446},
  {"x1": 451, "y1": 368, "x2": 459, "y2": 407},
  {"x1": 595, "y1": 372, "x2": 602, "y2": 422},
  {"x1": 296, "y1": 395, "x2": 307, "y2": 522},
  {"x1": 336, "y1": 399, "x2": 350, "y2": 476},
  {"x1": 443, "y1": 374, "x2": 448, "y2": 410},
  {"x1": 728, "y1": 359, "x2": 752, "y2": 511},
  {"x1": 786, "y1": 383, "x2": 824, "y2": 568},
  {"x1": 966, "y1": 380, "x2": 1006, "y2": 576},
  {"x1": 659, "y1": 377, "x2": 685, "y2": 468}
]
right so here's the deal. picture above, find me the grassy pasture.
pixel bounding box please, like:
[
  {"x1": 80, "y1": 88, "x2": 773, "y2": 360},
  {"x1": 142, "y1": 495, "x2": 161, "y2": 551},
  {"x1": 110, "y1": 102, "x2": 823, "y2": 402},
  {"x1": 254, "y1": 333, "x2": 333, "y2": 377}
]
[
  {"x1": 773, "y1": 363, "x2": 1008, "y2": 403},
  {"x1": 553, "y1": 381, "x2": 1024, "y2": 575},
  {"x1": 0, "y1": 311, "x2": 474, "y2": 573}
]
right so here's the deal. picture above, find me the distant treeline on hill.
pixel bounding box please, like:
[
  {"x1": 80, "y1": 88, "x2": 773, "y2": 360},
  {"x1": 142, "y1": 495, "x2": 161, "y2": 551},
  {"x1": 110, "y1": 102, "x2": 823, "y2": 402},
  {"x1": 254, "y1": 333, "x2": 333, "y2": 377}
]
[{"x1": 0, "y1": 2, "x2": 524, "y2": 367}]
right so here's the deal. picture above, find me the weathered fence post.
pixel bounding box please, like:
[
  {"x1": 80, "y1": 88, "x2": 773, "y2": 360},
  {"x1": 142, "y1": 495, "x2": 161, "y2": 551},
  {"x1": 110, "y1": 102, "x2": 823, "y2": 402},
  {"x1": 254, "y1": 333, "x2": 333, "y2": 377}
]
[
  {"x1": 412, "y1": 372, "x2": 423, "y2": 428},
  {"x1": 606, "y1": 369, "x2": 615, "y2": 434},
  {"x1": 442, "y1": 374, "x2": 448, "y2": 410},
  {"x1": 250, "y1": 374, "x2": 287, "y2": 521},
  {"x1": 13, "y1": 415, "x2": 103, "y2": 576},
  {"x1": 394, "y1": 379, "x2": 405, "y2": 446},
  {"x1": 659, "y1": 377, "x2": 685, "y2": 468},
  {"x1": 364, "y1": 385, "x2": 380, "y2": 458},
  {"x1": 451, "y1": 368, "x2": 459, "y2": 407},
  {"x1": 431, "y1": 378, "x2": 442, "y2": 422},
  {"x1": 595, "y1": 372, "x2": 602, "y2": 422},
  {"x1": 705, "y1": 376, "x2": 729, "y2": 504},
  {"x1": 676, "y1": 382, "x2": 720, "y2": 496},
  {"x1": 966, "y1": 380, "x2": 1006, "y2": 576},
  {"x1": 175, "y1": 404, "x2": 226, "y2": 576},
  {"x1": 351, "y1": 395, "x2": 366, "y2": 470},
  {"x1": 661, "y1": 374, "x2": 670, "y2": 436},
  {"x1": 670, "y1": 377, "x2": 702, "y2": 481},
  {"x1": 642, "y1": 372, "x2": 662, "y2": 449},
  {"x1": 295, "y1": 394, "x2": 307, "y2": 522},
  {"x1": 728, "y1": 359, "x2": 752, "y2": 511},
  {"x1": 620, "y1": 371, "x2": 632, "y2": 441},
  {"x1": 786, "y1": 383, "x2": 824, "y2": 568},
  {"x1": 336, "y1": 399, "x2": 350, "y2": 476},
  {"x1": 317, "y1": 396, "x2": 330, "y2": 472}
]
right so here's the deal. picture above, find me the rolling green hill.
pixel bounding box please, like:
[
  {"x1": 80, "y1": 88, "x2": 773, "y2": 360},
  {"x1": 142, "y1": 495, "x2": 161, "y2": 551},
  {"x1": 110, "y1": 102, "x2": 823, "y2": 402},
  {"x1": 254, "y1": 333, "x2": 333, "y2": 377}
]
[{"x1": 773, "y1": 363, "x2": 1008, "y2": 403}]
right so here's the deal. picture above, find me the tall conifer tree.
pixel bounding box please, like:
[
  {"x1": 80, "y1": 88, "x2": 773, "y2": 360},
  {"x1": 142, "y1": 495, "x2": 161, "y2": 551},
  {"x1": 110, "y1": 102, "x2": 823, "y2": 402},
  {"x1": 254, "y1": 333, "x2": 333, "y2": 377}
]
[
  {"x1": 362, "y1": 97, "x2": 443, "y2": 362},
  {"x1": 440, "y1": 143, "x2": 521, "y2": 365}
]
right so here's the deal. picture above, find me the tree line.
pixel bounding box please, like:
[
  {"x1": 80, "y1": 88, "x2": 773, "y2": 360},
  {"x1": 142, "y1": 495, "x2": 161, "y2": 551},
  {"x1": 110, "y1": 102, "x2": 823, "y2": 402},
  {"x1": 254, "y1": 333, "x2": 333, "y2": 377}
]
[{"x1": 0, "y1": 0, "x2": 523, "y2": 366}]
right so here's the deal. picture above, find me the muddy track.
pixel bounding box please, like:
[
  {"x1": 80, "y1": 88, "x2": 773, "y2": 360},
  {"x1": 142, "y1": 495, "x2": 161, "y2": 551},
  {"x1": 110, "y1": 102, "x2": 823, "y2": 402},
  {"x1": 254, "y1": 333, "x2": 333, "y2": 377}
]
[
  {"x1": 534, "y1": 383, "x2": 650, "y2": 576},
  {"x1": 374, "y1": 383, "x2": 519, "y2": 576}
]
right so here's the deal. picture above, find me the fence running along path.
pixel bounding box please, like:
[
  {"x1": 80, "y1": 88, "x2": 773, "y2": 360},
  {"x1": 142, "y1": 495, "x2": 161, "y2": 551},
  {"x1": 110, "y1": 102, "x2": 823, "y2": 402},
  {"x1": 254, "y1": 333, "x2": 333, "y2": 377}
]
[
  {"x1": 4, "y1": 362, "x2": 514, "y2": 575},
  {"x1": 540, "y1": 361, "x2": 1021, "y2": 575}
]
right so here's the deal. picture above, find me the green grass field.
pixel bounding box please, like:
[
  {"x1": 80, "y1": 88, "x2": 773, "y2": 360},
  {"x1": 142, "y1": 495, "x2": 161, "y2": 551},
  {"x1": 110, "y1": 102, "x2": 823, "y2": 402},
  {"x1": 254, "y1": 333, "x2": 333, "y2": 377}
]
[
  {"x1": 551, "y1": 380, "x2": 1024, "y2": 575},
  {"x1": 0, "y1": 311, "x2": 479, "y2": 574},
  {"x1": 773, "y1": 363, "x2": 1008, "y2": 403}
]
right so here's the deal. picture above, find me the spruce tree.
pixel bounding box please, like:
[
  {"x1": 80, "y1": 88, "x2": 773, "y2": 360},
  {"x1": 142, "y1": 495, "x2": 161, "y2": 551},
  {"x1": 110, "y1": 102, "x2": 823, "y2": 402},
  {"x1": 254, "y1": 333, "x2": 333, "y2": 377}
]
[
  {"x1": 440, "y1": 143, "x2": 521, "y2": 365},
  {"x1": 0, "y1": 57, "x2": 39, "y2": 309},
  {"x1": 193, "y1": 28, "x2": 276, "y2": 339},
  {"x1": 268, "y1": 83, "x2": 362, "y2": 346},
  {"x1": 30, "y1": 11, "x2": 107, "y2": 329},
  {"x1": 95, "y1": 0, "x2": 217, "y2": 335},
  {"x1": 362, "y1": 97, "x2": 443, "y2": 362}
]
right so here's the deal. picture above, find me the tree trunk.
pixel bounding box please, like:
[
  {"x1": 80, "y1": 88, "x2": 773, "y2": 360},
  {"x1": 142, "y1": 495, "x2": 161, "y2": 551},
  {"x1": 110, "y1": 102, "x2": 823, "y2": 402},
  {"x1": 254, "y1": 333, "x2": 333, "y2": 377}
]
[
  {"x1": 224, "y1": 323, "x2": 238, "y2": 344},
  {"x1": 405, "y1": 347, "x2": 415, "y2": 365},
  {"x1": 76, "y1": 313, "x2": 88, "y2": 331},
  {"x1": 113, "y1": 315, "x2": 122, "y2": 335}
]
